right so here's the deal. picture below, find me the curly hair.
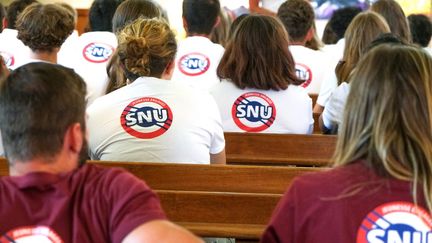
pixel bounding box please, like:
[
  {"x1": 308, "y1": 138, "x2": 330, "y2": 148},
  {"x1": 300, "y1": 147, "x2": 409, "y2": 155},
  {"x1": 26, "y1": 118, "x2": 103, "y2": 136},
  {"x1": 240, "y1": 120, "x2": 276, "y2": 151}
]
[
  {"x1": 117, "y1": 18, "x2": 177, "y2": 80},
  {"x1": 277, "y1": 0, "x2": 315, "y2": 43},
  {"x1": 16, "y1": 3, "x2": 74, "y2": 52}
]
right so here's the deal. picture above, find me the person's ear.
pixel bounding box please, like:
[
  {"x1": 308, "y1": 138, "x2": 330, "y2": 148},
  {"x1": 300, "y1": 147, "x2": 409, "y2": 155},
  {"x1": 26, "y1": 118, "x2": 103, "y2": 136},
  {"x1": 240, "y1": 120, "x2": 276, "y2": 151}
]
[
  {"x1": 2, "y1": 17, "x2": 8, "y2": 29},
  {"x1": 305, "y1": 27, "x2": 315, "y2": 42},
  {"x1": 64, "y1": 123, "x2": 83, "y2": 154},
  {"x1": 182, "y1": 17, "x2": 188, "y2": 33},
  {"x1": 161, "y1": 61, "x2": 175, "y2": 80},
  {"x1": 213, "y1": 15, "x2": 221, "y2": 29}
]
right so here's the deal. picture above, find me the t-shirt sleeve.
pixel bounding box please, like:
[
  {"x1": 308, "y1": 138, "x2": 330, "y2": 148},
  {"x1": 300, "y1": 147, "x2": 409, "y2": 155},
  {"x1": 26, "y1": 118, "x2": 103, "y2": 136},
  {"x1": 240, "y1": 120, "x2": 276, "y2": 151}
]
[
  {"x1": 261, "y1": 179, "x2": 300, "y2": 243},
  {"x1": 322, "y1": 83, "x2": 350, "y2": 130},
  {"x1": 207, "y1": 95, "x2": 226, "y2": 154},
  {"x1": 316, "y1": 71, "x2": 338, "y2": 107},
  {"x1": 105, "y1": 169, "x2": 167, "y2": 243}
]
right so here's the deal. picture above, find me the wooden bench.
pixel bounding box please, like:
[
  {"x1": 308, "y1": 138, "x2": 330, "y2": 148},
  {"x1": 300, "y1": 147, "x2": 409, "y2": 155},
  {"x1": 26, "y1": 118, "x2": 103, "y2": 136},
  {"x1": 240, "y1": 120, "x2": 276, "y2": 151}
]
[
  {"x1": 225, "y1": 132, "x2": 337, "y2": 167},
  {"x1": 0, "y1": 158, "x2": 323, "y2": 241}
]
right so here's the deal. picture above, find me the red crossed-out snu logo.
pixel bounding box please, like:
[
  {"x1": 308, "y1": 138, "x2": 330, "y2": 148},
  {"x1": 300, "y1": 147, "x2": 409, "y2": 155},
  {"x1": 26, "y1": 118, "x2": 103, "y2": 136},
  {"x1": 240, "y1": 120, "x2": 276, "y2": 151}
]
[
  {"x1": 82, "y1": 42, "x2": 115, "y2": 63},
  {"x1": 295, "y1": 63, "x2": 313, "y2": 88},
  {"x1": 357, "y1": 202, "x2": 432, "y2": 243},
  {"x1": 0, "y1": 226, "x2": 63, "y2": 243},
  {"x1": 120, "y1": 97, "x2": 173, "y2": 139},
  {"x1": 0, "y1": 52, "x2": 14, "y2": 68},
  {"x1": 178, "y1": 52, "x2": 210, "y2": 76},
  {"x1": 231, "y1": 92, "x2": 276, "y2": 132}
]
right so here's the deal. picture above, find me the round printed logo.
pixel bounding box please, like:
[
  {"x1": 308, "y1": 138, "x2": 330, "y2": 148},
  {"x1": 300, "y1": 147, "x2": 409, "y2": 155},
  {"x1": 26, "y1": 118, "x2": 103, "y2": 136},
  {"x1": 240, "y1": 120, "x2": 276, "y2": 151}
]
[
  {"x1": 357, "y1": 202, "x2": 432, "y2": 243},
  {"x1": 178, "y1": 52, "x2": 210, "y2": 76},
  {"x1": 82, "y1": 42, "x2": 114, "y2": 63},
  {"x1": 0, "y1": 226, "x2": 63, "y2": 243},
  {"x1": 120, "y1": 97, "x2": 173, "y2": 139},
  {"x1": 231, "y1": 92, "x2": 276, "y2": 132},
  {"x1": 0, "y1": 52, "x2": 15, "y2": 68},
  {"x1": 295, "y1": 63, "x2": 313, "y2": 88}
]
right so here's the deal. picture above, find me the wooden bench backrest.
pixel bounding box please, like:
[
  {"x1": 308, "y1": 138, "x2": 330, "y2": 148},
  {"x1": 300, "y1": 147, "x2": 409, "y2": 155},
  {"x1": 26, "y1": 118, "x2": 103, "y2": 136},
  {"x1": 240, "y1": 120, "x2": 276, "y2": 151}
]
[{"x1": 225, "y1": 132, "x2": 337, "y2": 166}]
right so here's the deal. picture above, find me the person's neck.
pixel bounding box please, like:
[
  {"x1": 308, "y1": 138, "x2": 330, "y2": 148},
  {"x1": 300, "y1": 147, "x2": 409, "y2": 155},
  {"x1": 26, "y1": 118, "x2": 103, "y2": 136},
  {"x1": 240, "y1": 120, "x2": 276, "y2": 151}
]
[
  {"x1": 187, "y1": 33, "x2": 210, "y2": 38},
  {"x1": 9, "y1": 154, "x2": 78, "y2": 176},
  {"x1": 290, "y1": 40, "x2": 307, "y2": 46},
  {"x1": 30, "y1": 50, "x2": 58, "y2": 64}
]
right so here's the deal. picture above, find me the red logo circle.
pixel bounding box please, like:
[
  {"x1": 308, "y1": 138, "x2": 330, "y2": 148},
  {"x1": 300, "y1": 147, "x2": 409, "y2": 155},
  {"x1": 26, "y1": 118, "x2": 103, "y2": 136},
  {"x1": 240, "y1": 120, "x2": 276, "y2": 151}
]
[
  {"x1": 0, "y1": 52, "x2": 15, "y2": 68},
  {"x1": 0, "y1": 226, "x2": 63, "y2": 243},
  {"x1": 178, "y1": 52, "x2": 210, "y2": 76},
  {"x1": 231, "y1": 92, "x2": 276, "y2": 132},
  {"x1": 82, "y1": 42, "x2": 114, "y2": 63},
  {"x1": 295, "y1": 63, "x2": 313, "y2": 88},
  {"x1": 120, "y1": 97, "x2": 173, "y2": 139}
]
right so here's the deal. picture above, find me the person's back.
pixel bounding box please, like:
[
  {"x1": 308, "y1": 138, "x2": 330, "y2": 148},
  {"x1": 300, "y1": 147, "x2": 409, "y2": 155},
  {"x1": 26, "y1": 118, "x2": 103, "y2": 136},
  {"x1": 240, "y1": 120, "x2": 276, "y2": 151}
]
[
  {"x1": 0, "y1": 62, "x2": 201, "y2": 242},
  {"x1": 171, "y1": 0, "x2": 224, "y2": 91},
  {"x1": 261, "y1": 44, "x2": 432, "y2": 243},
  {"x1": 211, "y1": 15, "x2": 313, "y2": 134},
  {"x1": 87, "y1": 18, "x2": 225, "y2": 164}
]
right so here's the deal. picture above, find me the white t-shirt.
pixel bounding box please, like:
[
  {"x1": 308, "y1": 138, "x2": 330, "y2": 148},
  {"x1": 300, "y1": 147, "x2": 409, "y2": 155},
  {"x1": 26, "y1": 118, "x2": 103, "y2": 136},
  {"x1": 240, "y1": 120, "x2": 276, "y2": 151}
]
[
  {"x1": 69, "y1": 31, "x2": 118, "y2": 106},
  {"x1": 171, "y1": 36, "x2": 224, "y2": 91},
  {"x1": 57, "y1": 30, "x2": 79, "y2": 69},
  {"x1": 87, "y1": 76, "x2": 225, "y2": 164},
  {"x1": 322, "y1": 82, "x2": 350, "y2": 130},
  {"x1": 0, "y1": 28, "x2": 31, "y2": 70},
  {"x1": 210, "y1": 80, "x2": 313, "y2": 134},
  {"x1": 290, "y1": 45, "x2": 332, "y2": 94},
  {"x1": 261, "y1": 0, "x2": 285, "y2": 13}
]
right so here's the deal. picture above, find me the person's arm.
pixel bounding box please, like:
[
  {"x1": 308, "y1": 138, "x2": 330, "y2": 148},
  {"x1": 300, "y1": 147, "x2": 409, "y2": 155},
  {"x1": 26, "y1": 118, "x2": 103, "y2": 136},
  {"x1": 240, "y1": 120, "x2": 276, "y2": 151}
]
[
  {"x1": 122, "y1": 220, "x2": 203, "y2": 243},
  {"x1": 210, "y1": 149, "x2": 226, "y2": 164},
  {"x1": 249, "y1": 0, "x2": 277, "y2": 16}
]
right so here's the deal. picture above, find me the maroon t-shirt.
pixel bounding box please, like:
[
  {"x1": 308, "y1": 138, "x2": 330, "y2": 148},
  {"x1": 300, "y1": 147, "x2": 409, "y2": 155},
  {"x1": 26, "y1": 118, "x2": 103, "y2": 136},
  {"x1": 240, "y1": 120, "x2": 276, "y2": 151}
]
[
  {"x1": 0, "y1": 164, "x2": 166, "y2": 243},
  {"x1": 261, "y1": 161, "x2": 432, "y2": 243}
]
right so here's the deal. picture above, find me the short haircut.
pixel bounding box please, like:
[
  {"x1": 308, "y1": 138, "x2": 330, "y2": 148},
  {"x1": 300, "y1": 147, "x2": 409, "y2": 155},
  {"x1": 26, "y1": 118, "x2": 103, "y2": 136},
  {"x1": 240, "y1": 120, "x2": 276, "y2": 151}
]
[
  {"x1": 112, "y1": 0, "x2": 162, "y2": 34},
  {"x1": 117, "y1": 18, "x2": 177, "y2": 80},
  {"x1": 16, "y1": 3, "x2": 75, "y2": 52},
  {"x1": 408, "y1": 14, "x2": 432, "y2": 47},
  {"x1": 0, "y1": 3, "x2": 6, "y2": 32},
  {"x1": 89, "y1": 0, "x2": 123, "y2": 32},
  {"x1": 5, "y1": 0, "x2": 38, "y2": 29},
  {"x1": 328, "y1": 7, "x2": 362, "y2": 42},
  {"x1": 0, "y1": 62, "x2": 87, "y2": 162},
  {"x1": 277, "y1": 0, "x2": 315, "y2": 43},
  {"x1": 182, "y1": 0, "x2": 220, "y2": 35},
  {"x1": 217, "y1": 15, "x2": 302, "y2": 91}
]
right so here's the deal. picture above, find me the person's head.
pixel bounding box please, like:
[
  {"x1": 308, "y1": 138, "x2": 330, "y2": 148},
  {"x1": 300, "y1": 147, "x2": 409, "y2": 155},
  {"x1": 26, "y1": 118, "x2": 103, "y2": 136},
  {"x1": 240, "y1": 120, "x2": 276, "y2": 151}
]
[
  {"x1": 4, "y1": 0, "x2": 38, "y2": 29},
  {"x1": 408, "y1": 14, "x2": 432, "y2": 48},
  {"x1": 209, "y1": 7, "x2": 233, "y2": 47},
  {"x1": 336, "y1": 11, "x2": 390, "y2": 84},
  {"x1": 117, "y1": 18, "x2": 177, "y2": 81},
  {"x1": 0, "y1": 62, "x2": 87, "y2": 164},
  {"x1": 277, "y1": 0, "x2": 315, "y2": 44},
  {"x1": 326, "y1": 6, "x2": 363, "y2": 44},
  {"x1": 112, "y1": 0, "x2": 162, "y2": 34},
  {"x1": 182, "y1": 0, "x2": 220, "y2": 36},
  {"x1": 89, "y1": 0, "x2": 123, "y2": 32},
  {"x1": 334, "y1": 44, "x2": 432, "y2": 211},
  {"x1": 228, "y1": 14, "x2": 248, "y2": 40},
  {"x1": 16, "y1": 3, "x2": 74, "y2": 53},
  {"x1": 0, "y1": 3, "x2": 5, "y2": 32},
  {"x1": 217, "y1": 15, "x2": 301, "y2": 91},
  {"x1": 371, "y1": 0, "x2": 411, "y2": 43},
  {"x1": 55, "y1": 2, "x2": 78, "y2": 28},
  {"x1": 322, "y1": 22, "x2": 338, "y2": 45}
]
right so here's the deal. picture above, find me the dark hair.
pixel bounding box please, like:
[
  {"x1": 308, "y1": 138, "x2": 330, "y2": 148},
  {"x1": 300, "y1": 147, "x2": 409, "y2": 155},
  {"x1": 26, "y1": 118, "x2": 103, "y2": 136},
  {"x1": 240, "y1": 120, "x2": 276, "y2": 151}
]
[
  {"x1": 0, "y1": 62, "x2": 87, "y2": 162},
  {"x1": 182, "y1": 0, "x2": 220, "y2": 35},
  {"x1": 5, "y1": 0, "x2": 38, "y2": 29},
  {"x1": 16, "y1": 3, "x2": 74, "y2": 52},
  {"x1": 371, "y1": 0, "x2": 412, "y2": 43},
  {"x1": 112, "y1": 0, "x2": 162, "y2": 34},
  {"x1": 209, "y1": 7, "x2": 232, "y2": 47},
  {"x1": 367, "y1": 33, "x2": 408, "y2": 51},
  {"x1": 408, "y1": 14, "x2": 432, "y2": 47},
  {"x1": 322, "y1": 23, "x2": 338, "y2": 44},
  {"x1": 277, "y1": 0, "x2": 315, "y2": 42},
  {"x1": 217, "y1": 15, "x2": 301, "y2": 91},
  {"x1": 228, "y1": 14, "x2": 248, "y2": 40},
  {"x1": 89, "y1": 0, "x2": 123, "y2": 32},
  {"x1": 0, "y1": 3, "x2": 5, "y2": 32},
  {"x1": 328, "y1": 7, "x2": 363, "y2": 42}
]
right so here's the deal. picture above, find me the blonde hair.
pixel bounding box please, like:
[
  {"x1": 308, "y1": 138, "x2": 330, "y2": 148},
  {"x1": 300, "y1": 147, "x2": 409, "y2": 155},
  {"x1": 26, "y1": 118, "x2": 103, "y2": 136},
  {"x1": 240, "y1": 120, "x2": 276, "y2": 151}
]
[
  {"x1": 117, "y1": 18, "x2": 176, "y2": 79},
  {"x1": 336, "y1": 11, "x2": 390, "y2": 84},
  {"x1": 334, "y1": 44, "x2": 432, "y2": 212}
]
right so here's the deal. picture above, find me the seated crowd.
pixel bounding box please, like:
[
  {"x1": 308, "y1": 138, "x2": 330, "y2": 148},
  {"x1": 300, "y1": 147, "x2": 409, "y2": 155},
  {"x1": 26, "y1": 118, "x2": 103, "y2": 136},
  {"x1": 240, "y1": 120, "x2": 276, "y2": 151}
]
[{"x1": 0, "y1": 0, "x2": 432, "y2": 242}]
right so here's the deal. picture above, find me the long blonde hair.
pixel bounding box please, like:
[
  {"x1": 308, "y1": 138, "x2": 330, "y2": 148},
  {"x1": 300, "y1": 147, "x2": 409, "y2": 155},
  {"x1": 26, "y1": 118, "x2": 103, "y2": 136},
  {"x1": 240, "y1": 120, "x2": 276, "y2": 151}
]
[
  {"x1": 334, "y1": 44, "x2": 432, "y2": 212},
  {"x1": 336, "y1": 11, "x2": 390, "y2": 84}
]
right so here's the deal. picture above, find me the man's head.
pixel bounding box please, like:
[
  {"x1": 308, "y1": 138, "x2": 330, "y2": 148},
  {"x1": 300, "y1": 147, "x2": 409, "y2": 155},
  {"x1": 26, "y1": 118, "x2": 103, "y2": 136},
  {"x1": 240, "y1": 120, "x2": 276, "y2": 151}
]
[
  {"x1": 277, "y1": 0, "x2": 315, "y2": 44},
  {"x1": 16, "y1": 3, "x2": 75, "y2": 52},
  {"x1": 4, "y1": 0, "x2": 38, "y2": 29},
  {"x1": 0, "y1": 63, "x2": 87, "y2": 164},
  {"x1": 328, "y1": 7, "x2": 363, "y2": 43},
  {"x1": 408, "y1": 14, "x2": 432, "y2": 48},
  {"x1": 89, "y1": 0, "x2": 123, "y2": 32},
  {"x1": 182, "y1": 0, "x2": 220, "y2": 36}
]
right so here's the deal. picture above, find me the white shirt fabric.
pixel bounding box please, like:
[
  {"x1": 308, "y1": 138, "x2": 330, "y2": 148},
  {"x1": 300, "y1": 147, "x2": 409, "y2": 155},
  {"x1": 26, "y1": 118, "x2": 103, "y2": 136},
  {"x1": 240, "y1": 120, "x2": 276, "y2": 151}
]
[
  {"x1": 68, "y1": 31, "x2": 118, "y2": 106},
  {"x1": 171, "y1": 36, "x2": 224, "y2": 91},
  {"x1": 261, "y1": 0, "x2": 285, "y2": 12},
  {"x1": 424, "y1": 47, "x2": 432, "y2": 56},
  {"x1": 289, "y1": 45, "x2": 332, "y2": 94},
  {"x1": 0, "y1": 28, "x2": 31, "y2": 70},
  {"x1": 87, "y1": 76, "x2": 225, "y2": 164},
  {"x1": 57, "y1": 30, "x2": 80, "y2": 69},
  {"x1": 210, "y1": 80, "x2": 313, "y2": 134},
  {"x1": 322, "y1": 82, "x2": 350, "y2": 130}
]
